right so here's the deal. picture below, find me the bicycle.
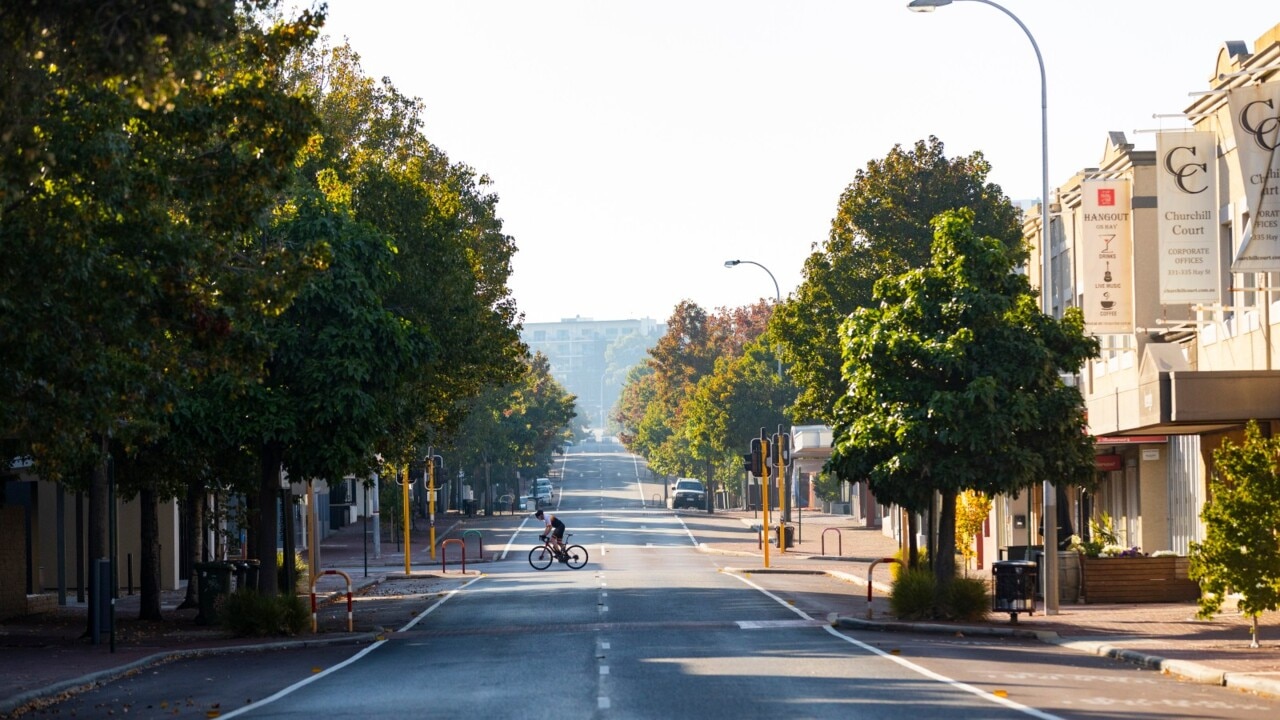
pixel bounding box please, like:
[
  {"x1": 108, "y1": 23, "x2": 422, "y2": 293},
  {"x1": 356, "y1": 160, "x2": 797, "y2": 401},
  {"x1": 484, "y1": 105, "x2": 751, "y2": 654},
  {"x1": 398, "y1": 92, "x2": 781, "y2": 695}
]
[{"x1": 529, "y1": 533, "x2": 588, "y2": 570}]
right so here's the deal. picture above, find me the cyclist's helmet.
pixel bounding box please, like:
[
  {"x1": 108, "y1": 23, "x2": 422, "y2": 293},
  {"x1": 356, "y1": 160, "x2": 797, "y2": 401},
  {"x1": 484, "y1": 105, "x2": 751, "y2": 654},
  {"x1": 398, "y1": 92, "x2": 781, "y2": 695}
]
[{"x1": 534, "y1": 508, "x2": 544, "y2": 519}]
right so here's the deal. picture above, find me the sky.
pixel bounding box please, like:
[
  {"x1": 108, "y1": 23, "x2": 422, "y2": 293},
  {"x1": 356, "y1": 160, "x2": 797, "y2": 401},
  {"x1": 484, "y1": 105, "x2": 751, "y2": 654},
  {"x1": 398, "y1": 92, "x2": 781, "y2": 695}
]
[{"x1": 314, "y1": 1, "x2": 1280, "y2": 324}]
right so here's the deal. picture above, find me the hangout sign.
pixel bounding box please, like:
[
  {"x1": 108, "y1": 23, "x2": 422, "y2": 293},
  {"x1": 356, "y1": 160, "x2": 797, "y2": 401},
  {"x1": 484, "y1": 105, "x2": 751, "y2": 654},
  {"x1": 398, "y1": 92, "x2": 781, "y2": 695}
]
[
  {"x1": 1228, "y1": 80, "x2": 1280, "y2": 272},
  {"x1": 1156, "y1": 130, "x2": 1219, "y2": 304},
  {"x1": 1082, "y1": 179, "x2": 1133, "y2": 335}
]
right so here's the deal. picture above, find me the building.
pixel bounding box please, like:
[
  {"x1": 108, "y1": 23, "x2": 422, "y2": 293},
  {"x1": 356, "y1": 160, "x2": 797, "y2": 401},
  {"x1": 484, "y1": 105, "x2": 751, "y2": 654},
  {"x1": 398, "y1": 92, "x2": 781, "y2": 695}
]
[
  {"x1": 1012, "y1": 23, "x2": 1280, "y2": 566},
  {"x1": 521, "y1": 316, "x2": 664, "y2": 434}
]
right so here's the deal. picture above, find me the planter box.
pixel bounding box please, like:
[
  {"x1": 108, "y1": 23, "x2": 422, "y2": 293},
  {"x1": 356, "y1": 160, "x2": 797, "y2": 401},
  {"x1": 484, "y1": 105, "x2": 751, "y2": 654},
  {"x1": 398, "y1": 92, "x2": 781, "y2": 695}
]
[{"x1": 1080, "y1": 556, "x2": 1200, "y2": 603}]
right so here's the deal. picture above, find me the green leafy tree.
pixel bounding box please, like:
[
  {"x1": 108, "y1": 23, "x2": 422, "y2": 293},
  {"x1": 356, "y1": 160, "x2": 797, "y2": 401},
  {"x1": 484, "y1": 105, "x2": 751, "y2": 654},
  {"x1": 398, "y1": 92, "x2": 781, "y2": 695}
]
[
  {"x1": 619, "y1": 301, "x2": 777, "y2": 483},
  {"x1": 683, "y1": 338, "x2": 793, "y2": 511},
  {"x1": 448, "y1": 352, "x2": 576, "y2": 509},
  {"x1": 1, "y1": 2, "x2": 323, "y2": 623},
  {"x1": 1190, "y1": 421, "x2": 1280, "y2": 648},
  {"x1": 828, "y1": 210, "x2": 1096, "y2": 606},
  {"x1": 772, "y1": 136, "x2": 1022, "y2": 425}
]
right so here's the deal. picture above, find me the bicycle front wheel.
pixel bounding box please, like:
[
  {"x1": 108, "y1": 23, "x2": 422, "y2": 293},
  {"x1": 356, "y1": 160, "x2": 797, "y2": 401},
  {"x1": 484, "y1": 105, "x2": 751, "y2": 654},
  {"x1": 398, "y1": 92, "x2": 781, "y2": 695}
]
[
  {"x1": 564, "y1": 544, "x2": 588, "y2": 569},
  {"x1": 529, "y1": 545, "x2": 553, "y2": 570}
]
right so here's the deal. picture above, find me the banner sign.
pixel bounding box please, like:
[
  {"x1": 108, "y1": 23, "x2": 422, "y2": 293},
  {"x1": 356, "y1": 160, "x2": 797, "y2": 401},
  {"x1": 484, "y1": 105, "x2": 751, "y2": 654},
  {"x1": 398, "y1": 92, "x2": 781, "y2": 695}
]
[
  {"x1": 1227, "y1": 81, "x2": 1280, "y2": 272},
  {"x1": 1156, "y1": 130, "x2": 1219, "y2": 304},
  {"x1": 1082, "y1": 179, "x2": 1134, "y2": 334}
]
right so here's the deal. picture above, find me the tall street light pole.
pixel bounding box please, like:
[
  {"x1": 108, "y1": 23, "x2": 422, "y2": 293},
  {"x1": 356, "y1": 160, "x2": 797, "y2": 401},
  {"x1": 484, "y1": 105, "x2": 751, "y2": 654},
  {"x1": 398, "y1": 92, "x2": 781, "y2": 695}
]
[
  {"x1": 908, "y1": 0, "x2": 1059, "y2": 615},
  {"x1": 725, "y1": 259, "x2": 788, "y2": 521},
  {"x1": 724, "y1": 259, "x2": 782, "y2": 377}
]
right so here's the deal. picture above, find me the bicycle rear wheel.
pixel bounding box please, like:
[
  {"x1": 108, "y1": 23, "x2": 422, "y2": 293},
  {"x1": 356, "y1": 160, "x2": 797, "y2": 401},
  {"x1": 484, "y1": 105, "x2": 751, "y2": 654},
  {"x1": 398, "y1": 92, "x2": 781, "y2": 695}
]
[
  {"x1": 564, "y1": 544, "x2": 588, "y2": 569},
  {"x1": 529, "y1": 545, "x2": 553, "y2": 570}
]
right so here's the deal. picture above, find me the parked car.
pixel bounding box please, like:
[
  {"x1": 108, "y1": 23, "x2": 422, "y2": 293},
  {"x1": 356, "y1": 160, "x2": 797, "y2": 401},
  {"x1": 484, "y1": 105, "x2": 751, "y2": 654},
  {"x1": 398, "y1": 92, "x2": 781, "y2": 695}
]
[
  {"x1": 532, "y1": 478, "x2": 554, "y2": 507},
  {"x1": 668, "y1": 478, "x2": 706, "y2": 510}
]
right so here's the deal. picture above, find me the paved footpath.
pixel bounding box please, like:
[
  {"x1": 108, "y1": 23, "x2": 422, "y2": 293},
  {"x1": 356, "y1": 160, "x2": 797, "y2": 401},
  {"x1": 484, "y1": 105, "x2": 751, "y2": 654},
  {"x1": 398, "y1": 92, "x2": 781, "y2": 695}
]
[{"x1": 3, "y1": 507, "x2": 1279, "y2": 717}]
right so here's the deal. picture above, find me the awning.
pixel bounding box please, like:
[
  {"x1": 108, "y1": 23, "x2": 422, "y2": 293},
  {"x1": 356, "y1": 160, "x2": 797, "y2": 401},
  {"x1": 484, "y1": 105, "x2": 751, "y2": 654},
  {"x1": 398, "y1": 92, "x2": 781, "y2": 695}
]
[{"x1": 1087, "y1": 344, "x2": 1280, "y2": 437}]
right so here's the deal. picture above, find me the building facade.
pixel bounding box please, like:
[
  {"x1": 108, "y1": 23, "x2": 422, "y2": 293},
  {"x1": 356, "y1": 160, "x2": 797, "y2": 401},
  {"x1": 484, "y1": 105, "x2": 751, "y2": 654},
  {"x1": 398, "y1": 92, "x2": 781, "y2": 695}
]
[
  {"x1": 1015, "y1": 23, "x2": 1280, "y2": 564},
  {"x1": 521, "y1": 316, "x2": 664, "y2": 435}
]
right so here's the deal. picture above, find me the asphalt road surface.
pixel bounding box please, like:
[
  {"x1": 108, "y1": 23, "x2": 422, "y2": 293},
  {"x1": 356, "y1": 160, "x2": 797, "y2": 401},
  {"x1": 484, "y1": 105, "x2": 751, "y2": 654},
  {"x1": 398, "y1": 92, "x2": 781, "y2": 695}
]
[{"x1": 32, "y1": 442, "x2": 1280, "y2": 719}]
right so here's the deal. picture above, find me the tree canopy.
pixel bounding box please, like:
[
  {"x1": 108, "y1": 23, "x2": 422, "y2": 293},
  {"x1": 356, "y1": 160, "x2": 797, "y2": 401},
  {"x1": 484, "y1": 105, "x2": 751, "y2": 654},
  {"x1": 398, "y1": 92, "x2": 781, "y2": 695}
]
[
  {"x1": 827, "y1": 209, "x2": 1096, "y2": 593},
  {"x1": 1190, "y1": 421, "x2": 1280, "y2": 647},
  {"x1": 772, "y1": 136, "x2": 1022, "y2": 425}
]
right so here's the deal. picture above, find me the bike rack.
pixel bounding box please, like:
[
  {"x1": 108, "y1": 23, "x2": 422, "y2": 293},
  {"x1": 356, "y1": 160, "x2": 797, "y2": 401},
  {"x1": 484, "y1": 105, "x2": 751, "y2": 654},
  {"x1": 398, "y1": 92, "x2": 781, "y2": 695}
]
[
  {"x1": 309, "y1": 568, "x2": 354, "y2": 633},
  {"x1": 441, "y1": 538, "x2": 466, "y2": 574},
  {"x1": 866, "y1": 557, "x2": 902, "y2": 619},
  {"x1": 462, "y1": 529, "x2": 484, "y2": 560},
  {"x1": 651, "y1": 493, "x2": 662, "y2": 507},
  {"x1": 821, "y1": 527, "x2": 842, "y2": 557}
]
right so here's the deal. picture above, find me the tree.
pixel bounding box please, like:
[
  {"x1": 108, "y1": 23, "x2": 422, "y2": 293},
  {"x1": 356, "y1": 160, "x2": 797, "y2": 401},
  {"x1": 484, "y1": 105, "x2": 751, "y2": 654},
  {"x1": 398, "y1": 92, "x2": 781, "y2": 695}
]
[
  {"x1": 449, "y1": 352, "x2": 576, "y2": 508},
  {"x1": 618, "y1": 301, "x2": 777, "y2": 484},
  {"x1": 772, "y1": 136, "x2": 1022, "y2": 425},
  {"x1": 827, "y1": 210, "x2": 1097, "y2": 606},
  {"x1": 955, "y1": 490, "x2": 993, "y2": 573},
  {"x1": 683, "y1": 338, "x2": 793, "y2": 510},
  {"x1": 1189, "y1": 421, "x2": 1280, "y2": 648},
  {"x1": 1, "y1": 1, "x2": 324, "y2": 626}
]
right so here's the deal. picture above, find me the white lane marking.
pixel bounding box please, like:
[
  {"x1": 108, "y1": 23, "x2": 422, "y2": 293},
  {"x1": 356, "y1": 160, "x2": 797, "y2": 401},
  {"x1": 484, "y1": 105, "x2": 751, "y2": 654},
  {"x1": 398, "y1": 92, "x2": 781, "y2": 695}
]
[
  {"x1": 601, "y1": 642, "x2": 610, "y2": 650},
  {"x1": 728, "y1": 573, "x2": 1064, "y2": 720},
  {"x1": 737, "y1": 619, "x2": 823, "y2": 629},
  {"x1": 672, "y1": 513, "x2": 699, "y2": 546},
  {"x1": 599, "y1": 697, "x2": 611, "y2": 710},
  {"x1": 600, "y1": 666, "x2": 610, "y2": 675},
  {"x1": 220, "y1": 574, "x2": 484, "y2": 718}
]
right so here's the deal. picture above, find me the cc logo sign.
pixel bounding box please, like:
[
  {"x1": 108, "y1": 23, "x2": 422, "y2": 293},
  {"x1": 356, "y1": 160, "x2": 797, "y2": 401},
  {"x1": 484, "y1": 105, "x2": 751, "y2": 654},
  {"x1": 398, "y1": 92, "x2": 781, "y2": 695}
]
[
  {"x1": 1163, "y1": 145, "x2": 1207, "y2": 194},
  {"x1": 1240, "y1": 98, "x2": 1280, "y2": 152}
]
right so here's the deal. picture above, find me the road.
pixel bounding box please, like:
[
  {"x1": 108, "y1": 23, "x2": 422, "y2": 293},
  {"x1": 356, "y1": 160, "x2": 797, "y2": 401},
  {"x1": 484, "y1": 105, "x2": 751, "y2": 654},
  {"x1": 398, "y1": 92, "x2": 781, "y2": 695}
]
[{"x1": 35, "y1": 442, "x2": 1280, "y2": 719}]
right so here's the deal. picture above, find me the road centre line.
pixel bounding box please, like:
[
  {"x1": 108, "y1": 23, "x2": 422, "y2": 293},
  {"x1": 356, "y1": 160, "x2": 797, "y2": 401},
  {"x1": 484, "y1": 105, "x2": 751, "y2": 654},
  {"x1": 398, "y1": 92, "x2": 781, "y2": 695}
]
[{"x1": 728, "y1": 572, "x2": 1064, "y2": 720}]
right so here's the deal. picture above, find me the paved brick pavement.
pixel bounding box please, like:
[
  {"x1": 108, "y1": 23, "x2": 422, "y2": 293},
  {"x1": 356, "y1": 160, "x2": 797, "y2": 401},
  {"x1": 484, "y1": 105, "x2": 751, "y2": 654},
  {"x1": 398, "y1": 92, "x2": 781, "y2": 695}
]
[{"x1": 3, "y1": 506, "x2": 1278, "y2": 717}]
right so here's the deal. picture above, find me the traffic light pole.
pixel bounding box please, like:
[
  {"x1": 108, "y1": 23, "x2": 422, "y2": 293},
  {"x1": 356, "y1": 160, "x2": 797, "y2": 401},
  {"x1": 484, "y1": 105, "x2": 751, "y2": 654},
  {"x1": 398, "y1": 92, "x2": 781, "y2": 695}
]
[
  {"x1": 754, "y1": 431, "x2": 772, "y2": 569},
  {"x1": 428, "y1": 452, "x2": 437, "y2": 560}
]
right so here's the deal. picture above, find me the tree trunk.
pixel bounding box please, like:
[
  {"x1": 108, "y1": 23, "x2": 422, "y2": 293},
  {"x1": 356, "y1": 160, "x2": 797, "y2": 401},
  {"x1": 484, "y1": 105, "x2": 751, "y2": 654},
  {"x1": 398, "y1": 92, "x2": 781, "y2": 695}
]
[
  {"x1": 907, "y1": 510, "x2": 919, "y2": 568},
  {"x1": 84, "y1": 439, "x2": 109, "y2": 639},
  {"x1": 138, "y1": 487, "x2": 162, "y2": 620},
  {"x1": 705, "y1": 459, "x2": 714, "y2": 514},
  {"x1": 935, "y1": 488, "x2": 958, "y2": 604},
  {"x1": 177, "y1": 479, "x2": 203, "y2": 610},
  {"x1": 257, "y1": 443, "x2": 282, "y2": 597}
]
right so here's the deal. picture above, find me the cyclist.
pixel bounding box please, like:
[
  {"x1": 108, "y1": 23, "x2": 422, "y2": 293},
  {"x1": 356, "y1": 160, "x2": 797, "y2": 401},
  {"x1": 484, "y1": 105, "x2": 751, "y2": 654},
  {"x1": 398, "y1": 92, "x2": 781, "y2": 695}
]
[{"x1": 535, "y1": 508, "x2": 567, "y2": 559}]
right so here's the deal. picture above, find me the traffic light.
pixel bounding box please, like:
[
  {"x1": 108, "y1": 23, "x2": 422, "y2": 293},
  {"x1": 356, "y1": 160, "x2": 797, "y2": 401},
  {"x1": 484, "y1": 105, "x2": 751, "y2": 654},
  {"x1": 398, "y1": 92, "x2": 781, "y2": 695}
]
[{"x1": 749, "y1": 438, "x2": 764, "y2": 476}]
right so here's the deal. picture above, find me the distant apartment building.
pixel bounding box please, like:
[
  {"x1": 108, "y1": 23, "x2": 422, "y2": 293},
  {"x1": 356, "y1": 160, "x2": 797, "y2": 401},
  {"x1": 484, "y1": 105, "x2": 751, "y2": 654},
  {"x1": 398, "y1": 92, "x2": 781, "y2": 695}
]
[{"x1": 522, "y1": 316, "x2": 664, "y2": 432}]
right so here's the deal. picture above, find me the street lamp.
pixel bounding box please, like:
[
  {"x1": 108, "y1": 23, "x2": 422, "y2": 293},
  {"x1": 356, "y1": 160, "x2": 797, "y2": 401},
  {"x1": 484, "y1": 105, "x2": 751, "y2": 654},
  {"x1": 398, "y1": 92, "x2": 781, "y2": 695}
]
[
  {"x1": 724, "y1": 259, "x2": 782, "y2": 377},
  {"x1": 725, "y1": 258, "x2": 788, "y2": 522},
  {"x1": 723, "y1": 259, "x2": 780, "y2": 305},
  {"x1": 907, "y1": 0, "x2": 1059, "y2": 615}
]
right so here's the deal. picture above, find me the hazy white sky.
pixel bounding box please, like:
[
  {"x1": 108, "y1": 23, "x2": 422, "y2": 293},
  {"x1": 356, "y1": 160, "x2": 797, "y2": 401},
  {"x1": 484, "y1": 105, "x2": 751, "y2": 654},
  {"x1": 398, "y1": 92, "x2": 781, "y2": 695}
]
[{"x1": 316, "y1": 1, "x2": 1279, "y2": 324}]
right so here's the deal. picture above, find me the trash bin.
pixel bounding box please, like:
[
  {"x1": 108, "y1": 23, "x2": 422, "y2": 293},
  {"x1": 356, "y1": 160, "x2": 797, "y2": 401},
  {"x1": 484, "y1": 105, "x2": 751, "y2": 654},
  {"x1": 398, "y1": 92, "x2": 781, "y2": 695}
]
[
  {"x1": 194, "y1": 561, "x2": 234, "y2": 625},
  {"x1": 776, "y1": 524, "x2": 795, "y2": 549},
  {"x1": 992, "y1": 559, "x2": 1038, "y2": 622},
  {"x1": 232, "y1": 560, "x2": 261, "y2": 592}
]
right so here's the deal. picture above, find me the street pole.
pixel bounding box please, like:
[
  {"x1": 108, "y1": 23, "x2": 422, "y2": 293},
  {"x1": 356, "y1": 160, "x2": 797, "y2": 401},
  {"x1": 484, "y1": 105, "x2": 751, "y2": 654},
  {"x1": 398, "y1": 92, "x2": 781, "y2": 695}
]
[
  {"x1": 428, "y1": 451, "x2": 437, "y2": 560},
  {"x1": 909, "y1": 0, "x2": 1058, "y2": 614},
  {"x1": 402, "y1": 464, "x2": 411, "y2": 576}
]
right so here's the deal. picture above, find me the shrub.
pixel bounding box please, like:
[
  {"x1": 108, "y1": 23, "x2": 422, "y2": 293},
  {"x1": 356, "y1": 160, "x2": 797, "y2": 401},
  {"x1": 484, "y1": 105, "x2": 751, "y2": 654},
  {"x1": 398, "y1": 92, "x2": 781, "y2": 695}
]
[
  {"x1": 890, "y1": 567, "x2": 936, "y2": 620},
  {"x1": 891, "y1": 568, "x2": 990, "y2": 622},
  {"x1": 220, "y1": 589, "x2": 309, "y2": 637},
  {"x1": 276, "y1": 550, "x2": 308, "y2": 593},
  {"x1": 943, "y1": 576, "x2": 990, "y2": 622}
]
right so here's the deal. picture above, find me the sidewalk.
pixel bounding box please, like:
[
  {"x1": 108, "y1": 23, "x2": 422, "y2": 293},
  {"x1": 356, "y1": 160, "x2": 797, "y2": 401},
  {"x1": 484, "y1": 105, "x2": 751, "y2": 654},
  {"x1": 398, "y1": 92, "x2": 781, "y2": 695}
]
[
  {"x1": 4, "y1": 506, "x2": 1279, "y2": 716},
  {"x1": 696, "y1": 508, "x2": 1280, "y2": 700}
]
